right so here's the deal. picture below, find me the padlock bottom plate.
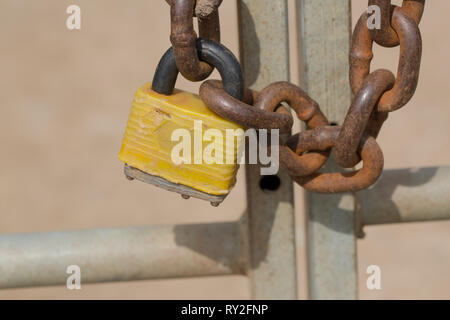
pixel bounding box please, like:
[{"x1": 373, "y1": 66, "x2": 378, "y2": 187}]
[{"x1": 124, "y1": 165, "x2": 227, "y2": 204}]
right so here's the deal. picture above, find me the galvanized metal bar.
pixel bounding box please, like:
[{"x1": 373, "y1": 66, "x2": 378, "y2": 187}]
[
  {"x1": 297, "y1": 0, "x2": 358, "y2": 299},
  {"x1": 0, "y1": 223, "x2": 247, "y2": 289},
  {"x1": 361, "y1": 166, "x2": 450, "y2": 225},
  {"x1": 238, "y1": 0, "x2": 298, "y2": 300}
]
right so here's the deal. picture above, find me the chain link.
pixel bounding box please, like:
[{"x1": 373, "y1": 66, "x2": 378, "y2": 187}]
[
  {"x1": 167, "y1": 0, "x2": 222, "y2": 81},
  {"x1": 350, "y1": 5, "x2": 422, "y2": 113},
  {"x1": 368, "y1": 0, "x2": 425, "y2": 47}
]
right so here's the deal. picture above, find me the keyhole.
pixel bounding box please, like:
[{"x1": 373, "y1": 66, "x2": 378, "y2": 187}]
[{"x1": 259, "y1": 175, "x2": 281, "y2": 191}]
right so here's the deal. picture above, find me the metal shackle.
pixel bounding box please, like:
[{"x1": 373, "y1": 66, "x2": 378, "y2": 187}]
[{"x1": 152, "y1": 38, "x2": 244, "y2": 101}]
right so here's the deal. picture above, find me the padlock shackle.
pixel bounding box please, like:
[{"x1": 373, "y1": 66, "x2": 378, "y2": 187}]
[{"x1": 152, "y1": 38, "x2": 244, "y2": 101}]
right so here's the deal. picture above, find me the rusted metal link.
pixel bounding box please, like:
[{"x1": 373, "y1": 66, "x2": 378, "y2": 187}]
[
  {"x1": 350, "y1": 8, "x2": 422, "y2": 112},
  {"x1": 293, "y1": 127, "x2": 384, "y2": 194},
  {"x1": 365, "y1": 109, "x2": 389, "y2": 140},
  {"x1": 201, "y1": 80, "x2": 333, "y2": 177},
  {"x1": 200, "y1": 80, "x2": 294, "y2": 132},
  {"x1": 333, "y1": 69, "x2": 394, "y2": 168},
  {"x1": 169, "y1": 0, "x2": 221, "y2": 82},
  {"x1": 255, "y1": 82, "x2": 329, "y2": 129},
  {"x1": 368, "y1": 0, "x2": 425, "y2": 47},
  {"x1": 255, "y1": 82, "x2": 330, "y2": 177},
  {"x1": 166, "y1": 0, "x2": 223, "y2": 18},
  {"x1": 283, "y1": 129, "x2": 332, "y2": 178}
]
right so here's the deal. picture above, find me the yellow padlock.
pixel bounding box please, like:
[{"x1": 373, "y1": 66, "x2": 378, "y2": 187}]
[{"x1": 119, "y1": 39, "x2": 244, "y2": 206}]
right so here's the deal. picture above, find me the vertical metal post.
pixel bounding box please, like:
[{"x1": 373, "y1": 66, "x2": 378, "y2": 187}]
[
  {"x1": 297, "y1": 0, "x2": 358, "y2": 299},
  {"x1": 237, "y1": 0, "x2": 298, "y2": 300}
]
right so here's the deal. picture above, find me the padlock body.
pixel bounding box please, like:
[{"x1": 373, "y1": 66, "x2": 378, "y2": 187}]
[{"x1": 119, "y1": 83, "x2": 243, "y2": 196}]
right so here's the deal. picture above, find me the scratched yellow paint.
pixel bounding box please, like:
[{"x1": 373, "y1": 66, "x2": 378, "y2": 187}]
[{"x1": 119, "y1": 83, "x2": 243, "y2": 195}]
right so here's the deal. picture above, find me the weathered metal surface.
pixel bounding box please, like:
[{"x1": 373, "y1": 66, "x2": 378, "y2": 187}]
[
  {"x1": 256, "y1": 82, "x2": 330, "y2": 177},
  {"x1": 153, "y1": 38, "x2": 244, "y2": 100},
  {"x1": 200, "y1": 80, "x2": 329, "y2": 139},
  {"x1": 350, "y1": 8, "x2": 422, "y2": 112},
  {"x1": 238, "y1": 0, "x2": 290, "y2": 90},
  {"x1": 238, "y1": 0, "x2": 298, "y2": 300},
  {"x1": 334, "y1": 70, "x2": 395, "y2": 168},
  {"x1": 168, "y1": 0, "x2": 220, "y2": 81},
  {"x1": 368, "y1": 0, "x2": 425, "y2": 47},
  {"x1": 124, "y1": 165, "x2": 227, "y2": 206},
  {"x1": 361, "y1": 166, "x2": 450, "y2": 225},
  {"x1": 293, "y1": 127, "x2": 384, "y2": 194},
  {"x1": 200, "y1": 80, "x2": 294, "y2": 132},
  {"x1": 298, "y1": 0, "x2": 358, "y2": 299},
  {"x1": 165, "y1": 0, "x2": 223, "y2": 19},
  {"x1": 284, "y1": 128, "x2": 332, "y2": 178},
  {"x1": 0, "y1": 222, "x2": 247, "y2": 289}
]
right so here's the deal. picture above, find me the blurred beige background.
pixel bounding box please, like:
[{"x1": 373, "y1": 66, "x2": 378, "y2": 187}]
[{"x1": 0, "y1": 0, "x2": 449, "y2": 299}]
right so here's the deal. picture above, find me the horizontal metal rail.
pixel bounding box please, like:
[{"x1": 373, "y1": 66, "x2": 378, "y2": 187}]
[
  {"x1": 361, "y1": 166, "x2": 450, "y2": 225},
  {"x1": 0, "y1": 166, "x2": 448, "y2": 290},
  {"x1": 0, "y1": 223, "x2": 247, "y2": 289}
]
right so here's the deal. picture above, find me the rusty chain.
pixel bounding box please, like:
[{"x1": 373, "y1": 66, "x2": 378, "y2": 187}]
[
  {"x1": 368, "y1": 0, "x2": 425, "y2": 47},
  {"x1": 165, "y1": 0, "x2": 424, "y2": 194},
  {"x1": 166, "y1": 0, "x2": 222, "y2": 81}
]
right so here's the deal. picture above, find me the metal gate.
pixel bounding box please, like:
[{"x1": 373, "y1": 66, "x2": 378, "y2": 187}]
[{"x1": 1, "y1": 0, "x2": 447, "y2": 300}]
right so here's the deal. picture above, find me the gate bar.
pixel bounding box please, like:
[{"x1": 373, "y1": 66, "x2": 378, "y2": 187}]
[
  {"x1": 361, "y1": 166, "x2": 450, "y2": 225},
  {"x1": 1, "y1": 1, "x2": 448, "y2": 297},
  {"x1": 0, "y1": 166, "x2": 449, "y2": 289},
  {"x1": 297, "y1": 0, "x2": 358, "y2": 300},
  {"x1": 238, "y1": 0, "x2": 298, "y2": 300},
  {"x1": 0, "y1": 223, "x2": 246, "y2": 289}
]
